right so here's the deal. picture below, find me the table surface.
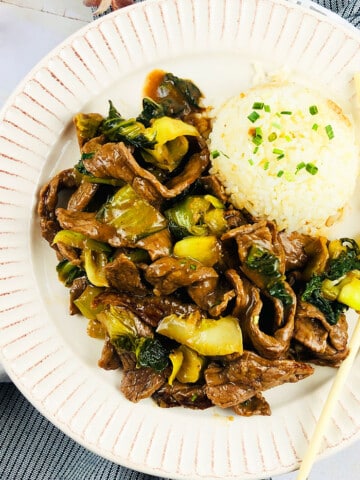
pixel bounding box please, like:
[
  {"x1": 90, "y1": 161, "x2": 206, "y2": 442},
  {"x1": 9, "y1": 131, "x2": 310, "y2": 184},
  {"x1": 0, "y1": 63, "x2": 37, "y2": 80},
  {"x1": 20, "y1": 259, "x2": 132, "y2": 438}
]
[{"x1": 0, "y1": 1, "x2": 359, "y2": 479}]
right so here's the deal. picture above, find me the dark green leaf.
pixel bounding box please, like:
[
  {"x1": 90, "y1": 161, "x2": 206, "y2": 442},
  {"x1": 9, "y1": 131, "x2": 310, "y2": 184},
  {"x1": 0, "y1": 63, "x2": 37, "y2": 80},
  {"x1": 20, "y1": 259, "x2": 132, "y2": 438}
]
[
  {"x1": 267, "y1": 280, "x2": 293, "y2": 306},
  {"x1": 136, "y1": 337, "x2": 169, "y2": 372},
  {"x1": 245, "y1": 245, "x2": 281, "y2": 279},
  {"x1": 56, "y1": 260, "x2": 85, "y2": 287},
  {"x1": 136, "y1": 97, "x2": 166, "y2": 126},
  {"x1": 326, "y1": 238, "x2": 360, "y2": 280},
  {"x1": 301, "y1": 275, "x2": 347, "y2": 325}
]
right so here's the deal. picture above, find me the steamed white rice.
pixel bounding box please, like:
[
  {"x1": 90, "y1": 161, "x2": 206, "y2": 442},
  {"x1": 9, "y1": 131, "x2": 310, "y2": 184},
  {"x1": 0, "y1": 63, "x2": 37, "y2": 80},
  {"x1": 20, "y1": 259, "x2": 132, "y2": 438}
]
[{"x1": 209, "y1": 82, "x2": 359, "y2": 234}]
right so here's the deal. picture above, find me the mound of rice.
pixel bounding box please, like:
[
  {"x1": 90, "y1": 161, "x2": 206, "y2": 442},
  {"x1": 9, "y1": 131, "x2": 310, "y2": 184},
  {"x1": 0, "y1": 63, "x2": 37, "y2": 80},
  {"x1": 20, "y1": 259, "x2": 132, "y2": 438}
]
[{"x1": 209, "y1": 82, "x2": 359, "y2": 234}]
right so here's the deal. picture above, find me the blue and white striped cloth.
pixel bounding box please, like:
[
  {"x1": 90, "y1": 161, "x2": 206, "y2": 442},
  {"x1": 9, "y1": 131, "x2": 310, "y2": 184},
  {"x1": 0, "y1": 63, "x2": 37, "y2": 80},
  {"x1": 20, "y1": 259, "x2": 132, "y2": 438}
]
[{"x1": 1, "y1": 1, "x2": 359, "y2": 479}]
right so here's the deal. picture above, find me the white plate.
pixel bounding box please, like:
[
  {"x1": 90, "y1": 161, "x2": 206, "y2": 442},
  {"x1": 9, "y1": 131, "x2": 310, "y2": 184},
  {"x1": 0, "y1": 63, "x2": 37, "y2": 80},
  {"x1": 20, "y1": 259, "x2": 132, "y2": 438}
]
[{"x1": 1, "y1": 1, "x2": 360, "y2": 479}]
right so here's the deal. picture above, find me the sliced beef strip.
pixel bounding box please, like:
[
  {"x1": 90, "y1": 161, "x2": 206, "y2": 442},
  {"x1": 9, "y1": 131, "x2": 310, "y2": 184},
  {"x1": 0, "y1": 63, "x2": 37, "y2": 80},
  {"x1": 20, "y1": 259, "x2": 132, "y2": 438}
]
[
  {"x1": 224, "y1": 209, "x2": 250, "y2": 230},
  {"x1": 134, "y1": 228, "x2": 172, "y2": 261},
  {"x1": 56, "y1": 242, "x2": 82, "y2": 265},
  {"x1": 187, "y1": 277, "x2": 235, "y2": 316},
  {"x1": 293, "y1": 301, "x2": 349, "y2": 367},
  {"x1": 118, "y1": 351, "x2": 137, "y2": 371},
  {"x1": 81, "y1": 134, "x2": 107, "y2": 154},
  {"x1": 226, "y1": 269, "x2": 296, "y2": 359},
  {"x1": 55, "y1": 208, "x2": 122, "y2": 247},
  {"x1": 69, "y1": 276, "x2": 88, "y2": 315},
  {"x1": 92, "y1": 291, "x2": 201, "y2": 328},
  {"x1": 300, "y1": 235, "x2": 329, "y2": 280},
  {"x1": 104, "y1": 253, "x2": 149, "y2": 295},
  {"x1": 204, "y1": 351, "x2": 314, "y2": 409},
  {"x1": 279, "y1": 231, "x2": 329, "y2": 277},
  {"x1": 222, "y1": 220, "x2": 286, "y2": 290},
  {"x1": 232, "y1": 392, "x2": 271, "y2": 417},
  {"x1": 145, "y1": 256, "x2": 218, "y2": 296},
  {"x1": 164, "y1": 138, "x2": 210, "y2": 192},
  {"x1": 38, "y1": 168, "x2": 79, "y2": 245},
  {"x1": 153, "y1": 381, "x2": 212, "y2": 410},
  {"x1": 120, "y1": 366, "x2": 166, "y2": 402},
  {"x1": 199, "y1": 174, "x2": 229, "y2": 204},
  {"x1": 67, "y1": 181, "x2": 99, "y2": 212},
  {"x1": 278, "y1": 231, "x2": 310, "y2": 272},
  {"x1": 109, "y1": 305, "x2": 154, "y2": 338},
  {"x1": 83, "y1": 142, "x2": 161, "y2": 205},
  {"x1": 83, "y1": 139, "x2": 209, "y2": 206},
  {"x1": 98, "y1": 338, "x2": 122, "y2": 370}
]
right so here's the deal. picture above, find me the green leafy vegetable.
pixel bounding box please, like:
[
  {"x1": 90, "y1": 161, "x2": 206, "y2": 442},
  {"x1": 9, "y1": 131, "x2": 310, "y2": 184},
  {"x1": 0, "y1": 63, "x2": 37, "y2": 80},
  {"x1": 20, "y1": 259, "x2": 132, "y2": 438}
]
[
  {"x1": 302, "y1": 238, "x2": 360, "y2": 321},
  {"x1": 157, "y1": 312, "x2": 243, "y2": 356},
  {"x1": 136, "y1": 97, "x2": 166, "y2": 127},
  {"x1": 301, "y1": 274, "x2": 347, "y2": 325},
  {"x1": 99, "y1": 101, "x2": 156, "y2": 149},
  {"x1": 53, "y1": 229, "x2": 112, "y2": 253},
  {"x1": 56, "y1": 260, "x2": 84, "y2": 287},
  {"x1": 141, "y1": 116, "x2": 199, "y2": 172},
  {"x1": 97, "y1": 306, "x2": 169, "y2": 372},
  {"x1": 135, "y1": 337, "x2": 169, "y2": 372},
  {"x1": 75, "y1": 155, "x2": 124, "y2": 186},
  {"x1": 138, "y1": 72, "x2": 203, "y2": 121},
  {"x1": 97, "y1": 184, "x2": 167, "y2": 242},
  {"x1": 73, "y1": 113, "x2": 103, "y2": 146},
  {"x1": 161, "y1": 72, "x2": 202, "y2": 112},
  {"x1": 83, "y1": 248, "x2": 109, "y2": 287},
  {"x1": 74, "y1": 285, "x2": 105, "y2": 320},
  {"x1": 267, "y1": 280, "x2": 293, "y2": 306},
  {"x1": 173, "y1": 235, "x2": 220, "y2": 267},
  {"x1": 165, "y1": 195, "x2": 226, "y2": 239},
  {"x1": 326, "y1": 238, "x2": 360, "y2": 280},
  {"x1": 246, "y1": 245, "x2": 281, "y2": 278},
  {"x1": 245, "y1": 245, "x2": 293, "y2": 306}
]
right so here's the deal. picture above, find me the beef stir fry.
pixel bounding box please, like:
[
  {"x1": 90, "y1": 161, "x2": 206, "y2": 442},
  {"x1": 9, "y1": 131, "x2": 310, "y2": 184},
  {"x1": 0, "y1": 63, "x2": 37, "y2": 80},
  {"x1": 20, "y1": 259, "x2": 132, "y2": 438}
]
[{"x1": 38, "y1": 71, "x2": 360, "y2": 416}]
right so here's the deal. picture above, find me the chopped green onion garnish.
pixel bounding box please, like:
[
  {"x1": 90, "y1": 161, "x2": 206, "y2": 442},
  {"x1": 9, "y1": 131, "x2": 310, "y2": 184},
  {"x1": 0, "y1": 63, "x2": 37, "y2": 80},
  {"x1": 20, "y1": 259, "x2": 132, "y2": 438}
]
[
  {"x1": 277, "y1": 170, "x2": 284, "y2": 177},
  {"x1": 309, "y1": 105, "x2": 318, "y2": 115},
  {"x1": 277, "y1": 153, "x2": 285, "y2": 160},
  {"x1": 253, "y1": 146, "x2": 259, "y2": 154},
  {"x1": 264, "y1": 104, "x2": 271, "y2": 112},
  {"x1": 252, "y1": 135, "x2": 263, "y2": 146},
  {"x1": 268, "y1": 132, "x2": 277, "y2": 142},
  {"x1": 211, "y1": 150, "x2": 220, "y2": 158},
  {"x1": 272, "y1": 148, "x2": 284, "y2": 155},
  {"x1": 295, "y1": 162, "x2": 306, "y2": 174},
  {"x1": 325, "y1": 124, "x2": 334, "y2": 140},
  {"x1": 280, "y1": 111, "x2": 292, "y2": 115},
  {"x1": 312, "y1": 123, "x2": 319, "y2": 131},
  {"x1": 271, "y1": 122, "x2": 282, "y2": 129},
  {"x1": 252, "y1": 127, "x2": 263, "y2": 146},
  {"x1": 248, "y1": 111, "x2": 260, "y2": 123},
  {"x1": 284, "y1": 135, "x2": 292, "y2": 142},
  {"x1": 252, "y1": 102, "x2": 264, "y2": 110},
  {"x1": 248, "y1": 158, "x2": 254, "y2": 165},
  {"x1": 306, "y1": 162, "x2": 318, "y2": 175},
  {"x1": 263, "y1": 161, "x2": 270, "y2": 170}
]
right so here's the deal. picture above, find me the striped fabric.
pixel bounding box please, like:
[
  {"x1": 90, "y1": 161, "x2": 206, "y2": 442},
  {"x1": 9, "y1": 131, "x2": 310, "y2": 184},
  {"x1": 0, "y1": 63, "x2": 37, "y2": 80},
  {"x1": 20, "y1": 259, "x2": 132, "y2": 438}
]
[
  {"x1": 1, "y1": 1, "x2": 359, "y2": 479},
  {"x1": 316, "y1": 0, "x2": 360, "y2": 26},
  {"x1": 0, "y1": 384, "x2": 166, "y2": 479}
]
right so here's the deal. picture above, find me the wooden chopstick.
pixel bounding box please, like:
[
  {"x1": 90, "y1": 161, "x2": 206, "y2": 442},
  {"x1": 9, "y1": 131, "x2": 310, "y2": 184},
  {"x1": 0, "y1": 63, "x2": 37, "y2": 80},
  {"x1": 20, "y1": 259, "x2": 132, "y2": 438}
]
[{"x1": 296, "y1": 314, "x2": 360, "y2": 480}]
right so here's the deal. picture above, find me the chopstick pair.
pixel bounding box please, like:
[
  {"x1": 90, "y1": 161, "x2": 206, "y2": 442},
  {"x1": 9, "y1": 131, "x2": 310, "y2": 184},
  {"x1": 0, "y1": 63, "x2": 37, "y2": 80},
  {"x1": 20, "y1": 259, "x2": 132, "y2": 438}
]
[
  {"x1": 296, "y1": 314, "x2": 360, "y2": 480},
  {"x1": 297, "y1": 73, "x2": 360, "y2": 480}
]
